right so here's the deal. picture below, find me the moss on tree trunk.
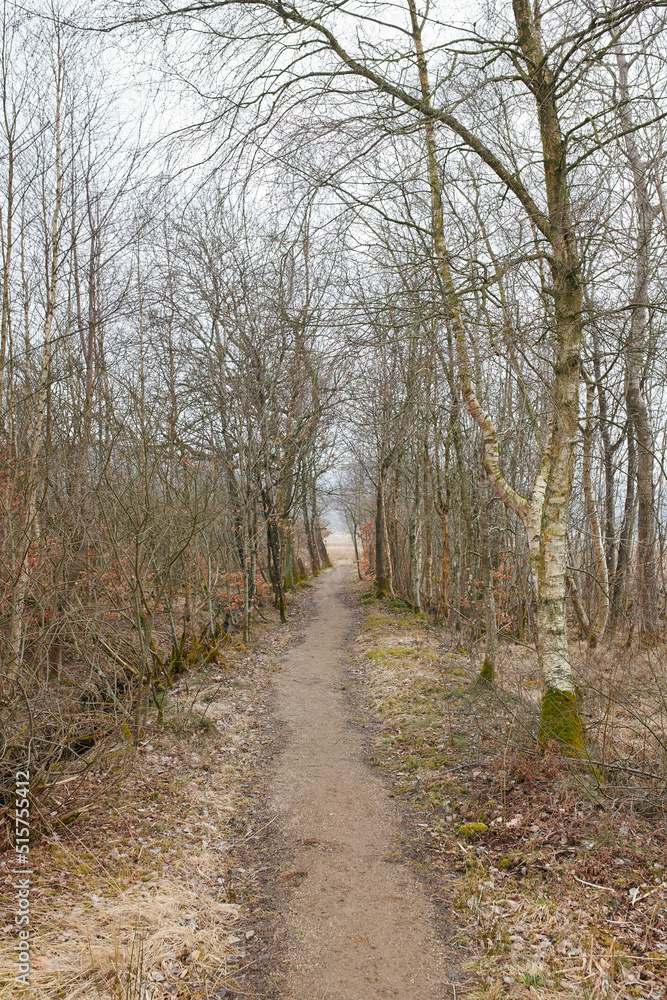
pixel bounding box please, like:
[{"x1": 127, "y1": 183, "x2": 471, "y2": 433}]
[
  {"x1": 478, "y1": 657, "x2": 494, "y2": 684},
  {"x1": 538, "y1": 688, "x2": 585, "y2": 757}
]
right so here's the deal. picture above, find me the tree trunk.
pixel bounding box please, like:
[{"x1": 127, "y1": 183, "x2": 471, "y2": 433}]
[
  {"x1": 617, "y1": 53, "x2": 659, "y2": 639},
  {"x1": 581, "y1": 374, "x2": 609, "y2": 646},
  {"x1": 263, "y1": 483, "x2": 286, "y2": 622},
  {"x1": 566, "y1": 570, "x2": 590, "y2": 640},
  {"x1": 242, "y1": 521, "x2": 250, "y2": 641},
  {"x1": 351, "y1": 521, "x2": 363, "y2": 580},
  {"x1": 302, "y1": 497, "x2": 321, "y2": 575},
  {"x1": 612, "y1": 420, "x2": 637, "y2": 625},
  {"x1": 313, "y1": 510, "x2": 332, "y2": 570},
  {"x1": 434, "y1": 434, "x2": 451, "y2": 620},
  {"x1": 283, "y1": 525, "x2": 296, "y2": 591},
  {"x1": 408, "y1": 0, "x2": 585, "y2": 752},
  {"x1": 408, "y1": 504, "x2": 421, "y2": 611},
  {"x1": 249, "y1": 497, "x2": 259, "y2": 624},
  {"x1": 590, "y1": 312, "x2": 616, "y2": 585},
  {"x1": 375, "y1": 473, "x2": 390, "y2": 597},
  {"x1": 309, "y1": 487, "x2": 332, "y2": 570},
  {"x1": 439, "y1": 509, "x2": 450, "y2": 618},
  {"x1": 6, "y1": 59, "x2": 63, "y2": 687},
  {"x1": 478, "y1": 477, "x2": 497, "y2": 684}
]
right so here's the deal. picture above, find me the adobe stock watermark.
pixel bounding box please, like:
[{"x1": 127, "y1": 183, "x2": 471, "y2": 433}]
[{"x1": 13, "y1": 770, "x2": 31, "y2": 987}]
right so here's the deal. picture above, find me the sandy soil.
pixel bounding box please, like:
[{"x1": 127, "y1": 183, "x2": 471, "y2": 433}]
[{"x1": 270, "y1": 565, "x2": 454, "y2": 999}]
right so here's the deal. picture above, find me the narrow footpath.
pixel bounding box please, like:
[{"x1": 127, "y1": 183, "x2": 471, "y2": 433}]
[{"x1": 269, "y1": 564, "x2": 453, "y2": 999}]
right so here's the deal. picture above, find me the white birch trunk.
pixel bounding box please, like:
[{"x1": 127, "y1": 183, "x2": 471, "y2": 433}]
[{"x1": 407, "y1": 0, "x2": 584, "y2": 752}]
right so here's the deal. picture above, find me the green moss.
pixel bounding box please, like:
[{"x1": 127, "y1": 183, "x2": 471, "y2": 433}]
[
  {"x1": 538, "y1": 688, "x2": 585, "y2": 757},
  {"x1": 388, "y1": 597, "x2": 410, "y2": 609},
  {"x1": 367, "y1": 645, "x2": 420, "y2": 662},
  {"x1": 478, "y1": 658, "x2": 494, "y2": 684},
  {"x1": 457, "y1": 821, "x2": 488, "y2": 839},
  {"x1": 497, "y1": 853, "x2": 524, "y2": 870},
  {"x1": 363, "y1": 614, "x2": 394, "y2": 631}
]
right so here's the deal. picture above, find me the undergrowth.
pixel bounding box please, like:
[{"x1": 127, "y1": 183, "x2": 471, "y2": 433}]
[
  {"x1": 352, "y1": 584, "x2": 667, "y2": 1000},
  {"x1": 0, "y1": 593, "x2": 302, "y2": 1000}
]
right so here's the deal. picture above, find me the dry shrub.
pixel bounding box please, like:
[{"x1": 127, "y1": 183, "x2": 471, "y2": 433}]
[{"x1": 0, "y1": 697, "x2": 126, "y2": 851}]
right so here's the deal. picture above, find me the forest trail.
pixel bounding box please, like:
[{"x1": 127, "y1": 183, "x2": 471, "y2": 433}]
[{"x1": 269, "y1": 564, "x2": 452, "y2": 999}]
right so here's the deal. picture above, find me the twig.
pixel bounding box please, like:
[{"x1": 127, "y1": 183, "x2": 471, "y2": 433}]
[
  {"x1": 573, "y1": 874, "x2": 617, "y2": 893},
  {"x1": 91, "y1": 633, "x2": 138, "y2": 675},
  {"x1": 236, "y1": 814, "x2": 278, "y2": 846}
]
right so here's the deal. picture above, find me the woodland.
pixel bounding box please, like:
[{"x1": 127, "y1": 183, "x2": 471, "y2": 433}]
[{"x1": 1, "y1": 0, "x2": 667, "y2": 995}]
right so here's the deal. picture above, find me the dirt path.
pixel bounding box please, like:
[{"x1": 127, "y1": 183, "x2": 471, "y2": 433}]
[{"x1": 269, "y1": 564, "x2": 454, "y2": 999}]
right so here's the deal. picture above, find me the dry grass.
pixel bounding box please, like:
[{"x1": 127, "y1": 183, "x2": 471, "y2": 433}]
[
  {"x1": 324, "y1": 532, "x2": 356, "y2": 566},
  {"x1": 0, "y1": 598, "x2": 300, "y2": 1000},
  {"x1": 24, "y1": 879, "x2": 240, "y2": 1000},
  {"x1": 352, "y1": 586, "x2": 667, "y2": 1000}
]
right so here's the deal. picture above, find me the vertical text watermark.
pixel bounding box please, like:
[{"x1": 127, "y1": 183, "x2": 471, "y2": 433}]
[{"x1": 13, "y1": 770, "x2": 31, "y2": 987}]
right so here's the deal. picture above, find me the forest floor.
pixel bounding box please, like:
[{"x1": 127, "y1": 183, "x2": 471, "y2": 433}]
[{"x1": 1, "y1": 564, "x2": 666, "y2": 999}]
